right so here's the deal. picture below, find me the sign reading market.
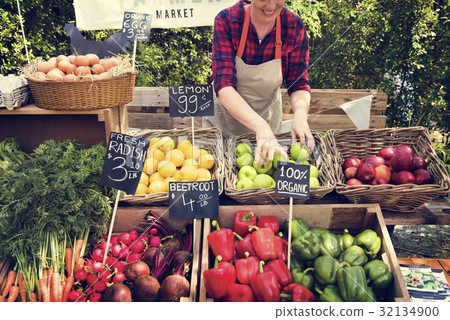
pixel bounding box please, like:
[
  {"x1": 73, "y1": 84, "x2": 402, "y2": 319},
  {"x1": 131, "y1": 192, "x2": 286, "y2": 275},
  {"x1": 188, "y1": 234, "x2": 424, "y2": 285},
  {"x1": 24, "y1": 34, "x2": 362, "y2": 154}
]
[{"x1": 74, "y1": 0, "x2": 236, "y2": 29}]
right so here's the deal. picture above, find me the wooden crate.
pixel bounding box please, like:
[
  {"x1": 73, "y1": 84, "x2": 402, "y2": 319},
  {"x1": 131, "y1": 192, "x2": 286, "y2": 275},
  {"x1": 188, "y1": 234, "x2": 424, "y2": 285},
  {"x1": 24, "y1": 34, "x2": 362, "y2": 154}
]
[
  {"x1": 199, "y1": 203, "x2": 410, "y2": 302},
  {"x1": 0, "y1": 104, "x2": 128, "y2": 153},
  {"x1": 113, "y1": 206, "x2": 202, "y2": 302},
  {"x1": 126, "y1": 87, "x2": 387, "y2": 130}
]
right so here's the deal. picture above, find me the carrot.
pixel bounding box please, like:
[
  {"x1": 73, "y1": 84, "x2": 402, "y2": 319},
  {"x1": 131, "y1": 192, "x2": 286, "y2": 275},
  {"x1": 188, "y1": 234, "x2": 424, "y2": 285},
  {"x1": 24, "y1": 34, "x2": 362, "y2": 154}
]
[
  {"x1": 38, "y1": 278, "x2": 50, "y2": 302},
  {"x1": 1, "y1": 270, "x2": 16, "y2": 297},
  {"x1": 62, "y1": 275, "x2": 74, "y2": 302},
  {"x1": 51, "y1": 272, "x2": 61, "y2": 302},
  {"x1": 65, "y1": 247, "x2": 73, "y2": 277},
  {"x1": 74, "y1": 257, "x2": 85, "y2": 273},
  {"x1": 74, "y1": 239, "x2": 84, "y2": 260},
  {"x1": 17, "y1": 273, "x2": 26, "y2": 302},
  {"x1": 6, "y1": 285, "x2": 19, "y2": 302},
  {"x1": 29, "y1": 292, "x2": 38, "y2": 302},
  {"x1": 0, "y1": 295, "x2": 6, "y2": 302}
]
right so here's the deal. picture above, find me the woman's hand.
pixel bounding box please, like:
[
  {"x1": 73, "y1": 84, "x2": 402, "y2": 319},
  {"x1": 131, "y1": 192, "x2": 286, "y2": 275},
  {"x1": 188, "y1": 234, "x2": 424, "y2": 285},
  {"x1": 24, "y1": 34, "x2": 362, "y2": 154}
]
[
  {"x1": 254, "y1": 123, "x2": 289, "y2": 168},
  {"x1": 291, "y1": 110, "x2": 315, "y2": 153}
]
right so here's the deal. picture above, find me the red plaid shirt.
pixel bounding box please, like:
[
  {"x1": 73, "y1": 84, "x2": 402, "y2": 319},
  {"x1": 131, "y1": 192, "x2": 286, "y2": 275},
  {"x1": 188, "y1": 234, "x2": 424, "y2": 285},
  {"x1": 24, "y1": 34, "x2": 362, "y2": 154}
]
[{"x1": 212, "y1": 0, "x2": 310, "y2": 96}]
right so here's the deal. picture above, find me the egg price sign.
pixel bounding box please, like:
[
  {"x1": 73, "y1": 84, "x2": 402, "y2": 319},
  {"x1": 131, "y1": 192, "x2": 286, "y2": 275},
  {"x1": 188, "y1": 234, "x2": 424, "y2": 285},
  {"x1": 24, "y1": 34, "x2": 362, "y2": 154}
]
[
  {"x1": 100, "y1": 132, "x2": 149, "y2": 194},
  {"x1": 275, "y1": 162, "x2": 310, "y2": 200},
  {"x1": 122, "y1": 11, "x2": 152, "y2": 41}
]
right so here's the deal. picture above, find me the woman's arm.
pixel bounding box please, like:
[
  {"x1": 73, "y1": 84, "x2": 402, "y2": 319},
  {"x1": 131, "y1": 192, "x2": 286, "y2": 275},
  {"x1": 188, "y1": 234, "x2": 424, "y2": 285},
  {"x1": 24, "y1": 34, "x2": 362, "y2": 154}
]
[{"x1": 289, "y1": 90, "x2": 315, "y2": 153}]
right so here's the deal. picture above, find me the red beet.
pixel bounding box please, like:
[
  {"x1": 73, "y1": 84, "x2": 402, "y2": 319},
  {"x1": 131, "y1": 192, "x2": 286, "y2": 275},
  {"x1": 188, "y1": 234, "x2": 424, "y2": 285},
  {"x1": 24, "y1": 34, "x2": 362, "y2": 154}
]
[
  {"x1": 160, "y1": 274, "x2": 190, "y2": 302},
  {"x1": 134, "y1": 275, "x2": 161, "y2": 302},
  {"x1": 103, "y1": 283, "x2": 132, "y2": 302},
  {"x1": 123, "y1": 260, "x2": 150, "y2": 283}
]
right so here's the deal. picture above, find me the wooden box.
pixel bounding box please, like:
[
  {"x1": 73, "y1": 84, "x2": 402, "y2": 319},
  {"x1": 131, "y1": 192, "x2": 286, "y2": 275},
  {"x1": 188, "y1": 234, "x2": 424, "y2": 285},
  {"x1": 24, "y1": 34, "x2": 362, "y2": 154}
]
[
  {"x1": 113, "y1": 206, "x2": 202, "y2": 302},
  {"x1": 0, "y1": 104, "x2": 128, "y2": 153},
  {"x1": 199, "y1": 203, "x2": 410, "y2": 302}
]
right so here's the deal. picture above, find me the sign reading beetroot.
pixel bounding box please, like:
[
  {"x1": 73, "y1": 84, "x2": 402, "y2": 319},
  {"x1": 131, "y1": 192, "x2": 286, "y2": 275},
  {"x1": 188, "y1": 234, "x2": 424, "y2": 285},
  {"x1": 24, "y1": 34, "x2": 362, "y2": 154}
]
[{"x1": 275, "y1": 162, "x2": 310, "y2": 199}]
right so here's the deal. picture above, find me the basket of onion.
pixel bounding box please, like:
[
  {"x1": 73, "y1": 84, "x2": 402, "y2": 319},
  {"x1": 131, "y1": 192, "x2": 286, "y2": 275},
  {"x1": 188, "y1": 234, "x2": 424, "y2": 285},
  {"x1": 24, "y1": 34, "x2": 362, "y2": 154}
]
[{"x1": 22, "y1": 54, "x2": 136, "y2": 111}]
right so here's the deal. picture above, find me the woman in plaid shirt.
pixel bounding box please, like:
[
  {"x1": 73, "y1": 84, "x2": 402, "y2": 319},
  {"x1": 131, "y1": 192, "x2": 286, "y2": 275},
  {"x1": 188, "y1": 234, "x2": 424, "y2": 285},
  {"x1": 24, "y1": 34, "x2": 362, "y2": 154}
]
[{"x1": 204, "y1": 0, "x2": 314, "y2": 167}]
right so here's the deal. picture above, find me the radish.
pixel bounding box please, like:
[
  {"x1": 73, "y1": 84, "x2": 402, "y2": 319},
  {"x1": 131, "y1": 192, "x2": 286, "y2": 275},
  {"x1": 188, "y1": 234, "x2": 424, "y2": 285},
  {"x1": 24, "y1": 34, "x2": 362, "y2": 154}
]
[
  {"x1": 99, "y1": 269, "x2": 112, "y2": 283},
  {"x1": 91, "y1": 248, "x2": 104, "y2": 262},
  {"x1": 119, "y1": 232, "x2": 132, "y2": 245},
  {"x1": 119, "y1": 246, "x2": 131, "y2": 260},
  {"x1": 112, "y1": 261, "x2": 126, "y2": 273},
  {"x1": 89, "y1": 292, "x2": 103, "y2": 302},
  {"x1": 93, "y1": 280, "x2": 107, "y2": 293},
  {"x1": 91, "y1": 261, "x2": 104, "y2": 273},
  {"x1": 68, "y1": 290, "x2": 83, "y2": 302},
  {"x1": 113, "y1": 272, "x2": 126, "y2": 283},
  {"x1": 105, "y1": 256, "x2": 117, "y2": 267},
  {"x1": 86, "y1": 274, "x2": 99, "y2": 286},
  {"x1": 129, "y1": 229, "x2": 139, "y2": 241},
  {"x1": 148, "y1": 227, "x2": 158, "y2": 236},
  {"x1": 149, "y1": 236, "x2": 161, "y2": 248},
  {"x1": 129, "y1": 238, "x2": 146, "y2": 253},
  {"x1": 126, "y1": 253, "x2": 142, "y2": 264},
  {"x1": 111, "y1": 244, "x2": 122, "y2": 257},
  {"x1": 74, "y1": 269, "x2": 88, "y2": 282},
  {"x1": 96, "y1": 241, "x2": 111, "y2": 252},
  {"x1": 110, "y1": 235, "x2": 120, "y2": 246}
]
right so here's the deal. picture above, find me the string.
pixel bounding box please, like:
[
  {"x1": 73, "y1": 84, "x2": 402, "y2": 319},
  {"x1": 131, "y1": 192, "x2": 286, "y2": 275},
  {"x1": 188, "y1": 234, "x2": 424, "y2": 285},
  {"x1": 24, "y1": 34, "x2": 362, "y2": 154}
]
[{"x1": 16, "y1": 0, "x2": 30, "y2": 64}]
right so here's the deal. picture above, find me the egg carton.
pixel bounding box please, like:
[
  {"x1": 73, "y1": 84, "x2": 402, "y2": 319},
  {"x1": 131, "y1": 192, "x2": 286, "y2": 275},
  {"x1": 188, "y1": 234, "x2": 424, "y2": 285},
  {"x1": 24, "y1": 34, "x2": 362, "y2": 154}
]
[{"x1": 0, "y1": 85, "x2": 33, "y2": 110}]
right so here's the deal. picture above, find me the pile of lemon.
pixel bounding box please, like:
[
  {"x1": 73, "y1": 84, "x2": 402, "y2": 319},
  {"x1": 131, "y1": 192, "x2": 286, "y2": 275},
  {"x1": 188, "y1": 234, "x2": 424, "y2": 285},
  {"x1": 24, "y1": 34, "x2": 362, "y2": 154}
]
[{"x1": 135, "y1": 136, "x2": 215, "y2": 194}]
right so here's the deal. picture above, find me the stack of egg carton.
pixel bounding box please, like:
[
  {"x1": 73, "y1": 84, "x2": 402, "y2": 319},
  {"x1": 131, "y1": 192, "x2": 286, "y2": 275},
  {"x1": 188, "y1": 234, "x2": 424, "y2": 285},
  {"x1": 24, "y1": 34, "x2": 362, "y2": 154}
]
[{"x1": 0, "y1": 74, "x2": 33, "y2": 110}]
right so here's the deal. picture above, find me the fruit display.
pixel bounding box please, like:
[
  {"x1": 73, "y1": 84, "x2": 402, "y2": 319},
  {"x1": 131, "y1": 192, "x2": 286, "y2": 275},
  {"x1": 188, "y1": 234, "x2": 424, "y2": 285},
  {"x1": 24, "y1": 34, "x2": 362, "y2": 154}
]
[
  {"x1": 201, "y1": 209, "x2": 396, "y2": 302},
  {"x1": 234, "y1": 141, "x2": 321, "y2": 190},
  {"x1": 22, "y1": 54, "x2": 132, "y2": 82},
  {"x1": 342, "y1": 144, "x2": 434, "y2": 186},
  {"x1": 135, "y1": 136, "x2": 216, "y2": 195}
]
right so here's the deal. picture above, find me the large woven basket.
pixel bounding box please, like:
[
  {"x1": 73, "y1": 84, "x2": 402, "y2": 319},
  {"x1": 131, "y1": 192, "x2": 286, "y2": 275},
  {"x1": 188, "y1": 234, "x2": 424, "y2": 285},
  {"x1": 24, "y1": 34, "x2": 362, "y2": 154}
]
[
  {"x1": 121, "y1": 127, "x2": 225, "y2": 205},
  {"x1": 327, "y1": 127, "x2": 450, "y2": 212},
  {"x1": 225, "y1": 131, "x2": 336, "y2": 204},
  {"x1": 27, "y1": 72, "x2": 136, "y2": 110}
]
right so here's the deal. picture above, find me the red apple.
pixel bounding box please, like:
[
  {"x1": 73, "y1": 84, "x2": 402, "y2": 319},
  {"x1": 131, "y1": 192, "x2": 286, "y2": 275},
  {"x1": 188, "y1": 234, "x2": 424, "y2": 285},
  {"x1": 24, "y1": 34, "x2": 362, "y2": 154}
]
[
  {"x1": 363, "y1": 155, "x2": 386, "y2": 167},
  {"x1": 371, "y1": 177, "x2": 389, "y2": 185},
  {"x1": 344, "y1": 166, "x2": 358, "y2": 180},
  {"x1": 375, "y1": 164, "x2": 391, "y2": 182},
  {"x1": 413, "y1": 169, "x2": 434, "y2": 185},
  {"x1": 377, "y1": 146, "x2": 396, "y2": 162},
  {"x1": 346, "y1": 178, "x2": 363, "y2": 185},
  {"x1": 395, "y1": 144, "x2": 413, "y2": 155},
  {"x1": 342, "y1": 157, "x2": 361, "y2": 170},
  {"x1": 356, "y1": 163, "x2": 376, "y2": 184},
  {"x1": 389, "y1": 151, "x2": 415, "y2": 172},
  {"x1": 391, "y1": 170, "x2": 415, "y2": 185},
  {"x1": 413, "y1": 156, "x2": 427, "y2": 170}
]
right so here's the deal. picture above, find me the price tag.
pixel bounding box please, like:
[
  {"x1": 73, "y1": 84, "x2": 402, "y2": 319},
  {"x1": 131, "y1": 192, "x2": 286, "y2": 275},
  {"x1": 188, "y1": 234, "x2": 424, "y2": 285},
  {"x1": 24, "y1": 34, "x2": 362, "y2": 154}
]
[
  {"x1": 169, "y1": 85, "x2": 214, "y2": 117},
  {"x1": 100, "y1": 132, "x2": 149, "y2": 194},
  {"x1": 168, "y1": 180, "x2": 219, "y2": 219},
  {"x1": 275, "y1": 162, "x2": 310, "y2": 200},
  {"x1": 122, "y1": 11, "x2": 152, "y2": 41}
]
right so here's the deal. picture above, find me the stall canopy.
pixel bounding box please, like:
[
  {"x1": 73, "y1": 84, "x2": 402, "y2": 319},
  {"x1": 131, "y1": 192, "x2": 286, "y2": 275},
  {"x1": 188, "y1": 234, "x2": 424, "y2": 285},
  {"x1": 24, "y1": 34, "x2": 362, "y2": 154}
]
[{"x1": 74, "y1": 0, "x2": 236, "y2": 30}]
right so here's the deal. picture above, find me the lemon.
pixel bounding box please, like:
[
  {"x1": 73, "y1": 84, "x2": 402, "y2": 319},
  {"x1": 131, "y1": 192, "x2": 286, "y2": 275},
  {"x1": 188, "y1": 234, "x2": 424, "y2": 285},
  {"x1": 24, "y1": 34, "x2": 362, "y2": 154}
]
[
  {"x1": 173, "y1": 169, "x2": 181, "y2": 181},
  {"x1": 148, "y1": 181, "x2": 166, "y2": 193},
  {"x1": 177, "y1": 139, "x2": 192, "y2": 155},
  {"x1": 165, "y1": 149, "x2": 185, "y2": 167},
  {"x1": 145, "y1": 157, "x2": 159, "y2": 175},
  {"x1": 149, "y1": 172, "x2": 165, "y2": 183},
  {"x1": 158, "y1": 160, "x2": 177, "y2": 177},
  {"x1": 199, "y1": 153, "x2": 215, "y2": 170},
  {"x1": 158, "y1": 136, "x2": 175, "y2": 152},
  {"x1": 163, "y1": 177, "x2": 177, "y2": 192},
  {"x1": 196, "y1": 168, "x2": 212, "y2": 181},
  {"x1": 147, "y1": 148, "x2": 165, "y2": 162},
  {"x1": 135, "y1": 183, "x2": 148, "y2": 195},
  {"x1": 179, "y1": 166, "x2": 198, "y2": 182},
  {"x1": 183, "y1": 158, "x2": 199, "y2": 168},
  {"x1": 139, "y1": 171, "x2": 149, "y2": 185}
]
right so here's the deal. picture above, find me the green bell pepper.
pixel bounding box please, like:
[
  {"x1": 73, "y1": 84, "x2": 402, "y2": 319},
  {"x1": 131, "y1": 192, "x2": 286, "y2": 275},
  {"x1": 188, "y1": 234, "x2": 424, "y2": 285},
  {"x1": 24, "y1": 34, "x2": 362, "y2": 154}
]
[
  {"x1": 285, "y1": 218, "x2": 309, "y2": 239},
  {"x1": 289, "y1": 252, "x2": 305, "y2": 270},
  {"x1": 319, "y1": 231, "x2": 341, "y2": 258},
  {"x1": 292, "y1": 231, "x2": 321, "y2": 261},
  {"x1": 317, "y1": 284, "x2": 344, "y2": 302},
  {"x1": 354, "y1": 229, "x2": 381, "y2": 259},
  {"x1": 310, "y1": 227, "x2": 329, "y2": 238},
  {"x1": 291, "y1": 267, "x2": 315, "y2": 291},
  {"x1": 363, "y1": 286, "x2": 377, "y2": 302},
  {"x1": 364, "y1": 259, "x2": 393, "y2": 291},
  {"x1": 314, "y1": 255, "x2": 339, "y2": 285},
  {"x1": 336, "y1": 262, "x2": 368, "y2": 302},
  {"x1": 341, "y1": 229, "x2": 354, "y2": 251},
  {"x1": 339, "y1": 245, "x2": 368, "y2": 266}
]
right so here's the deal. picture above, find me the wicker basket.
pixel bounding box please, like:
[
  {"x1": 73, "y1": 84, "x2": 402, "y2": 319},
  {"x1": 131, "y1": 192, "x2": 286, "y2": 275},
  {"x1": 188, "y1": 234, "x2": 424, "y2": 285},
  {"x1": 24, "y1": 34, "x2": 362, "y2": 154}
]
[
  {"x1": 224, "y1": 131, "x2": 336, "y2": 204},
  {"x1": 327, "y1": 126, "x2": 450, "y2": 212},
  {"x1": 26, "y1": 72, "x2": 136, "y2": 110},
  {"x1": 121, "y1": 127, "x2": 225, "y2": 205}
]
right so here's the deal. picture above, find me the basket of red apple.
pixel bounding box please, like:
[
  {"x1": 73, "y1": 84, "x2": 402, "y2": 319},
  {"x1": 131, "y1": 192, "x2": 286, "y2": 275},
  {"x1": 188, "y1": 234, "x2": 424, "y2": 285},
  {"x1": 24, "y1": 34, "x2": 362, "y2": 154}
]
[
  {"x1": 224, "y1": 131, "x2": 336, "y2": 204},
  {"x1": 327, "y1": 126, "x2": 449, "y2": 212}
]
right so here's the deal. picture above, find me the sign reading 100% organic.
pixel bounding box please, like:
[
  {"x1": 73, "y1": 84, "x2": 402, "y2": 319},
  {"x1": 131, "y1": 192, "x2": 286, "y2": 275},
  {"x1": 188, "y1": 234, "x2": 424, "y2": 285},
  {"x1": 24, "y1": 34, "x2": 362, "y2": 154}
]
[{"x1": 275, "y1": 162, "x2": 310, "y2": 200}]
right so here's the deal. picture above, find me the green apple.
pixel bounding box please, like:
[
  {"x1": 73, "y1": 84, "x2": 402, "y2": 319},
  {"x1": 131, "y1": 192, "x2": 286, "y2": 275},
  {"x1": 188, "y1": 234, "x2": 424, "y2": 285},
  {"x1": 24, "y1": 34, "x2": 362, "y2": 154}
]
[
  {"x1": 235, "y1": 142, "x2": 252, "y2": 157},
  {"x1": 271, "y1": 169, "x2": 278, "y2": 180},
  {"x1": 238, "y1": 165, "x2": 257, "y2": 180},
  {"x1": 301, "y1": 160, "x2": 310, "y2": 165},
  {"x1": 253, "y1": 174, "x2": 276, "y2": 188},
  {"x1": 272, "y1": 153, "x2": 283, "y2": 169},
  {"x1": 252, "y1": 160, "x2": 273, "y2": 174},
  {"x1": 290, "y1": 142, "x2": 310, "y2": 162},
  {"x1": 236, "y1": 177, "x2": 254, "y2": 189},
  {"x1": 309, "y1": 176, "x2": 320, "y2": 188},
  {"x1": 236, "y1": 153, "x2": 254, "y2": 169},
  {"x1": 310, "y1": 165, "x2": 319, "y2": 179}
]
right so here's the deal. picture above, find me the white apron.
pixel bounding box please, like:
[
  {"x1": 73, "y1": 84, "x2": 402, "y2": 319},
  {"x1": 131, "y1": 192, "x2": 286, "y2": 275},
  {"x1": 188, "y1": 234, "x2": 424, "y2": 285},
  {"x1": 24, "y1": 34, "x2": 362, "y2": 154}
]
[{"x1": 204, "y1": 5, "x2": 283, "y2": 138}]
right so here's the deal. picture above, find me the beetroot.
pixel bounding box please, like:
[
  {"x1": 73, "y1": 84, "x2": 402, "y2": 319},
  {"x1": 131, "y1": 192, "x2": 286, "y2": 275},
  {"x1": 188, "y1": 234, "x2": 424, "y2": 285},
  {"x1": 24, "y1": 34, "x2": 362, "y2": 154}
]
[
  {"x1": 160, "y1": 274, "x2": 190, "y2": 302},
  {"x1": 142, "y1": 246, "x2": 163, "y2": 269},
  {"x1": 103, "y1": 283, "x2": 132, "y2": 302},
  {"x1": 124, "y1": 260, "x2": 150, "y2": 283},
  {"x1": 162, "y1": 237, "x2": 181, "y2": 253},
  {"x1": 134, "y1": 275, "x2": 161, "y2": 302},
  {"x1": 173, "y1": 250, "x2": 191, "y2": 267}
]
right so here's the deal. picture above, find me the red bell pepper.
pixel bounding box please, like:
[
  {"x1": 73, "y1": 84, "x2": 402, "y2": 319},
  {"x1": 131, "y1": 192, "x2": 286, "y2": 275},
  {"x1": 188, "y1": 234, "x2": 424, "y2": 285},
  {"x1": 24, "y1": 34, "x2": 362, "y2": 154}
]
[
  {"x1": 207, "y1": 220, "x2": 234, "y2": 262},
  {"x1": 235, "y1": 252, "x2": 260, "y2": 285},
  {"x1": 249, "y1": 226, "x2": 277, "y2": 261},
  {"x1": 275, "y1": 235, "x2": 288, "y2": 262},
  {"x1": 234, "y1": 232, "x2": 257, "y2": 259},
  {"x1": 263, "y1": 259, "x2": 293, "y2": 289},
  {"x1": 203, "y1": 255, "x2": 229, "y2": 300},
  {"x1": 280, "y1": 283, "x2": 316, "y2": 302},
  {"x1": 218, "y1": 260, "x2": 237, "y2": 284},
  {"x1": 233, "y1": 210, "x2": 257, "y2": 237},
  {"x1": 250, "y1": 261, "x2": 280, "y2": 302},
  {"x1": 257, "y1": 215, "x2": 279, "y2": 234},
  {"x1": 223, "y1": 283, "x2": 255, "y2": 302}
]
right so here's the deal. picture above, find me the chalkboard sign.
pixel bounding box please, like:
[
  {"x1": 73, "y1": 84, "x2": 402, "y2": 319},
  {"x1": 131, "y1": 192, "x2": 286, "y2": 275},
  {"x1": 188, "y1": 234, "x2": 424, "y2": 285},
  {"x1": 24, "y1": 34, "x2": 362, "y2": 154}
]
[
  {"x1": 169, "y1": 180, "x2": 219, "y2": 219},
  {"x1": 122, "y1": 12, "x2": 152, "y2": 41},
  {"x1": 275, "y1": 162, "x2": 310, "y2": 200},
  {"x1": 100, "y1": 132, "x2": 149, "y2": 194},
  {"x1": 169, "y1": 85, "x2": 214, "y2": 117}
]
